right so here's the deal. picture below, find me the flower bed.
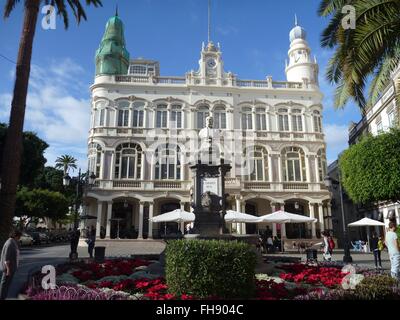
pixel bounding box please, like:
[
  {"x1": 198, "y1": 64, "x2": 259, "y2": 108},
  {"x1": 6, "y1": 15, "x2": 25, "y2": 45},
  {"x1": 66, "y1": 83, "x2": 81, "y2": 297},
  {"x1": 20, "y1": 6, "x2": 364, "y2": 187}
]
[
  {"x1": 24, "y1": 260, "x2": 393, "y2": 300},
  {"x1": 277, "y1": 263, "x2": 348, "y2": 288}
]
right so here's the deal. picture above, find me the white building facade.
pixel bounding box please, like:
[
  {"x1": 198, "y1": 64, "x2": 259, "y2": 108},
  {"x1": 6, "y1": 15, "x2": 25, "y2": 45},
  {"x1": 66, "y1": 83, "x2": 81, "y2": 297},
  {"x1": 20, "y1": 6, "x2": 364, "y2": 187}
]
[{"x1": 84, "y1": 14, "x2": 331, "y2": 241}]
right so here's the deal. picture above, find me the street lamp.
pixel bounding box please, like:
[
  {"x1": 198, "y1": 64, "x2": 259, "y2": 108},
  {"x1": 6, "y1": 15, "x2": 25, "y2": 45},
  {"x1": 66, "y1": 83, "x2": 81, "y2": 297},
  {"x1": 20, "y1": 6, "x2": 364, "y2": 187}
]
[{"x1": 324, "y1": 174, "x2": 353, "y2": 263}]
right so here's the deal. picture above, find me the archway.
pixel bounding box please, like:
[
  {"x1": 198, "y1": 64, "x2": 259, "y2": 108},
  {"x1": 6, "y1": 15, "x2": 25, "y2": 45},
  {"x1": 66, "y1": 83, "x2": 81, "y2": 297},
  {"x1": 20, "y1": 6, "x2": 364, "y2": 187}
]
[
  {"x1": 111, "y1": 200, "x2": 138, "y2": 239},
  {"x1": 284, "y1": 202, "x2": 309, "y2": 239},
  {"x1": 154, "y1": 199, "x2": 180, "y2": 238},
  {"x1": 245, "y1": 203, "x2": 257, "y2": 234}
]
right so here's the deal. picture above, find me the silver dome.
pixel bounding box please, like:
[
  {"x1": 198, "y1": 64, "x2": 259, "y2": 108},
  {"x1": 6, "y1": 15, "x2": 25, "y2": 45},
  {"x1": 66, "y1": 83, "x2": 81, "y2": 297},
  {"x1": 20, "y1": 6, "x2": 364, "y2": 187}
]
[{"x1": 289, "y1": 25, "x2": 307, "y2": 42}]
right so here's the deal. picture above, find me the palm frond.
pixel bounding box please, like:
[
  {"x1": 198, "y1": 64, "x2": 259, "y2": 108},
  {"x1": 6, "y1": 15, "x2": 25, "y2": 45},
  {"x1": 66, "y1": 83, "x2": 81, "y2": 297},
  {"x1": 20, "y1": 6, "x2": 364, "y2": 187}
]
[
  {"x1": 4, "y1": 0, "x2": 21, "y2": 18},
  {"x1": 318, "y1": 0, "x2": 347, "y2": 17}
]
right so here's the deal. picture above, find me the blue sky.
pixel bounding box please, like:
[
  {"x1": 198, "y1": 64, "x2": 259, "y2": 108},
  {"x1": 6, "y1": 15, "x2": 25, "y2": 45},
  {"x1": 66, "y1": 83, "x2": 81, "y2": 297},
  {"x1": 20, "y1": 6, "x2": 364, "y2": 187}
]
[{"x1": 0, "y1": 0, "x2": 362, "y2": 171}]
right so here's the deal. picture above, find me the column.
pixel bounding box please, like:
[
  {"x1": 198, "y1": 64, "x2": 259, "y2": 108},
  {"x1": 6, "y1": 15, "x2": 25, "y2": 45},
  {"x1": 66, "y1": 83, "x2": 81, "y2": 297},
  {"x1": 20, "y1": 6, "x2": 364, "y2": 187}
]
[
  {"x1": 105, "y1": 201, "x2": 113, "y2": 239},
  {"x1": 138, "y1": 201, "x2": 144, "y2": 239},
  {"x1": 148, "y1": 202, "x2": 154, "y2": 239},
  {"x1": 100, "y1": 151, "x2": 105, "y2": 180},
  {"x1": 309, "y1": 203, "x2": 316, "y2": 238},
  {"x1": 235, "y1": 196, "x2": 242, "y2": 234},
  {"x1": 109, "y1": 151, "x2": 115, "y2": 180},
  {"x1": 318, "y1": 203, "x2": 325, "y2": 233},
  {"x1": 180, "y1": 202, "x2": 185, "y2": 232},
  {"x1": 279, "y1": 203, "x2": 286, "y2": 238},
  {"x1": 270, "y1": 202, "x2": 277, "y2": 237},
  {"x1": 96, "y1": 201, "x2": 103, "y2": 239}
]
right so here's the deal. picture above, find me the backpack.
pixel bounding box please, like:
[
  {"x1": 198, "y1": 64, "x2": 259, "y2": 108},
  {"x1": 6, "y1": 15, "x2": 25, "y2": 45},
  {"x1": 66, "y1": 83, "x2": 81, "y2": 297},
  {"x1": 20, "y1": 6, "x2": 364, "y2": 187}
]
[{"x1": 328, "y1": 238, "x2": 335, "y2": 250}]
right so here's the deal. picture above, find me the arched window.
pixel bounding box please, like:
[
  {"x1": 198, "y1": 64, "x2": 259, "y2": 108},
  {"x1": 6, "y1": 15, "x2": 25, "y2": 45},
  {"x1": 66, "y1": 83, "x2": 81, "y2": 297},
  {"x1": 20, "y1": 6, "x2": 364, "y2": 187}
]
[
  {"x1": 278, "y1": 108, "x2": 289, "y2": 131},
  {"x1": 213, "y1": 106, "x2": 226, "y2": 129},
  {"x1": 313, "y1": 110, "x2": 322, "y2": 133},
  {"x1": 117, "y1": 101, "x2": 130, "y2": 127},
  {"x1": 170, "y1": 105, "x2": 182, "y2": 129},
  {"x1": 291, "y1": 109, "x2": 303, "y2": 132},
  {"x1": 155, "y1": 144, "x2": 181, "y2": 180},
  {"x1": 241, "y1": 107, "x2": 253, "y2": 130},
  {"x1": 255, "y1": 107, "x2": 267, "y2": 130},
  {"x1": 197, "y1": 105, "x2": 210, "y2": 129},
  {"x1": 281, "y1": 146, "x2": 306, "y2": 182},
  {"x1": 244, "y1": 146, "x2": 268, "y2": 181},
  {"x1": 114, "y1": 143, "x2": 142, "y2": 179},
  {"x1": 156, "y1": 104, "x2": 168, "y2": 128},
  {"x1": 88, "y1": 143, "x2": 102, "y2": 178},
  {"x1": 132, "y1": 101, "x2": 144, "y2": 128},
  {"x1": 317, "y1": 149, "x2": 327, "y2": 182}
]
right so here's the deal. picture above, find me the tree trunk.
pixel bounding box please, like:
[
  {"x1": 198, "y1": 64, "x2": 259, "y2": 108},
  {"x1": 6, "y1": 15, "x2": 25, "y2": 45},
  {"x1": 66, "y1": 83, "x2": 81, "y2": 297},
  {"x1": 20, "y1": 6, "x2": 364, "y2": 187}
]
[{"x1": 0, "y1": 0, "x2": 40, "y2": 247}]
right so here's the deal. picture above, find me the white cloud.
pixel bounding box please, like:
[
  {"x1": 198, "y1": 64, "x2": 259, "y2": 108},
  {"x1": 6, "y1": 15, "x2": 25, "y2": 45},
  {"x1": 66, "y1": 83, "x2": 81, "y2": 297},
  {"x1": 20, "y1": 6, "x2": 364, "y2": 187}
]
[
  {"x1": 324, "y1": 124, "x2": 349, "y2": 164},
  {"x1": 0, "y1": 58, "x2": 90, "y2": 171},
  {"x1": 216, "y1": 25, "x2": 238, "y2": 36}
]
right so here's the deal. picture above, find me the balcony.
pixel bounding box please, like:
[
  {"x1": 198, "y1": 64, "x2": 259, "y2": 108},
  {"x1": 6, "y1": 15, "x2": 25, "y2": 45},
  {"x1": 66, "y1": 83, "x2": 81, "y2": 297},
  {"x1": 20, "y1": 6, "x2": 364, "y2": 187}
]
[
  {"x1": 111, "y1": 75, "x2": 310, "y2": 90},
  {"x1": 89, "y1": 179, "x2": 327, "y2": 193}
]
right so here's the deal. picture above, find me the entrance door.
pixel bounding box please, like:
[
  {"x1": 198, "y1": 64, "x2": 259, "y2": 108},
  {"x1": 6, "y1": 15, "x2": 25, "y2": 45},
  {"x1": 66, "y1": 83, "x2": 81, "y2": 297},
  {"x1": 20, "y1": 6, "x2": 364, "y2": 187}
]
[
  {"x1": 111, "y1": 203, "x2": 131, "y2": 239},
  {"x1": 245, "y1": 203, "x2": 257, "y2": 234},
  {"x1": 159, "y1": 202, "x2": 180, "y2": 237},
  {"x1": 285, "y1": 203, "x2": 307, "y2": 239}
]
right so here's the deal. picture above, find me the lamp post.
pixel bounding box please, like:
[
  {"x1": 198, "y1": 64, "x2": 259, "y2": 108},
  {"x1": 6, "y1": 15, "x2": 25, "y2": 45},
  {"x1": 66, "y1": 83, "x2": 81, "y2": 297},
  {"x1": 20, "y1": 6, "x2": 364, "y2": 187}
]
[
  {"x1": 62, "y1": 170, "x2": 96, "y2": 230},
  {"x1": 324, "y1": 173, "x2": 353, "y2": 263}
]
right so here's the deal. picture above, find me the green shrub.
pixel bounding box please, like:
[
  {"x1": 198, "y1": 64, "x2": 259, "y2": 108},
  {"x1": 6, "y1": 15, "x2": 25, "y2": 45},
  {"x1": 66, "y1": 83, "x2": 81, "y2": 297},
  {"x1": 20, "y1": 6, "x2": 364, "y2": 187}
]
[
  {"x1": 354, "y1": 275, "x2": 399, "y2": 300},
  {"x1": 166, "y1": 239, "x2": 257, "y2": 299}
]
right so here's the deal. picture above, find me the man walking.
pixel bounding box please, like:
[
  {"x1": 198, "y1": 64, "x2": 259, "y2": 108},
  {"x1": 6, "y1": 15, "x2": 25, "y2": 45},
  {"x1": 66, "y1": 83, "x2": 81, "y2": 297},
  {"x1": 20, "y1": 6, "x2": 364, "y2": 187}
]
[
  {"x1": 386, "y1": 222, "x2": 400, "y2": 279},
  {"x1": 0, "y1": 230, "x2": 22, "y2": 300}
]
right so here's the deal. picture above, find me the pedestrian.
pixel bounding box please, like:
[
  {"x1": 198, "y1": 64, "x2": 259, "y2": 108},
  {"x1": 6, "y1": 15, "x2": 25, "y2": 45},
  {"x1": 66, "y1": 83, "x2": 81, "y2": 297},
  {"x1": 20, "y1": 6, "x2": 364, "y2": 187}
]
[
  {"x1": 267, "y1": 236, "x2": 274, "y2": 253},
  {"x1": 0, "y1": 230, "x2": 22, "y2": 300},
  {"x1": 370, "y1": 232, "x2": 382, "y2": 269},
  {"x1": 87, "y1": 226, "x2": 96, "y2": 259},
  {"x1": 328, "y1": 233, "x2": 335, "y2": 257},
  {"x1": 322, "y1": 231, "x2": 331, "y2": 261},
  {"x1": 385, "y1": 222, "x2": 400, "y2": 279},
  {"x1": 69, "y1": 229, "x2": 80, "y2": 260}
]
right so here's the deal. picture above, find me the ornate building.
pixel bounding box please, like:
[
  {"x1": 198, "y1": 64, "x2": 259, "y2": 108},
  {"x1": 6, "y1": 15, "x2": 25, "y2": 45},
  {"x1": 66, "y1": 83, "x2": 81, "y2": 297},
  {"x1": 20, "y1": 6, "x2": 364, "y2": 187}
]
[{"x1": 84, "y1": 13, "x2": 331, "y2": 241}]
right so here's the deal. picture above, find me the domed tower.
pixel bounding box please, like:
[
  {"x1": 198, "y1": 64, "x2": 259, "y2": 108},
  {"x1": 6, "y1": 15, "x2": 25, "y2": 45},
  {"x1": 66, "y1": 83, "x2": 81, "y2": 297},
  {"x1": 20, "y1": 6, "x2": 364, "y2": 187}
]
[
  {"x1": 285, "y1": 16, "x2": 318, "y2": 85},
  {"x1": 95, "y1": 10, "x2": 130, "y2": 76}
]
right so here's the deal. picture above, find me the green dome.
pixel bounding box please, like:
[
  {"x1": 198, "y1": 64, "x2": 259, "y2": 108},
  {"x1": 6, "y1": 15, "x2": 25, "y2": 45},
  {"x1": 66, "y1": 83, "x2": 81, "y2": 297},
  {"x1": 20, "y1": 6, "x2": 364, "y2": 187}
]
[{"x1": 95, "y1": 15, "x2": 130, "y2": 76}]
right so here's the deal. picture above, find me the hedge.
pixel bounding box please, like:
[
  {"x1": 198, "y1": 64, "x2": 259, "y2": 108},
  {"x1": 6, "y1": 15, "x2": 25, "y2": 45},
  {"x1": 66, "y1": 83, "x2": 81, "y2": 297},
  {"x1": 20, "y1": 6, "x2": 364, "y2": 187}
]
[{"x1": 166, "y1": 239, "x2": 257, "y2": 299}]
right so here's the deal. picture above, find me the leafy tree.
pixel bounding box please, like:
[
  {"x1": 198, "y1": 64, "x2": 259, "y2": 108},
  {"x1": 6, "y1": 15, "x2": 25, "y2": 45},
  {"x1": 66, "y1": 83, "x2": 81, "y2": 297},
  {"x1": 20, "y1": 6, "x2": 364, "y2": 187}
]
[
  {"x1": 15, "y1": 187, "x2": 69, "y2": 221},
  {"x1": 0, "y1": 0, "x2": 102, "y2": 246},
  {"x1": 55, "y1": 154, "x2": 78, "y2": 175},
  {"x1": 339, "y1": 129, "x2": 400, "y2": 204},
  {"x1": 318, "y1": 0, "x2": 400, "y2": 113},
  {"x1": 34, "y1": 166, "x2": 65, "y2": 192},
  {"x1": 0, "y1": 123, "x2": 48, "y2": 187}
]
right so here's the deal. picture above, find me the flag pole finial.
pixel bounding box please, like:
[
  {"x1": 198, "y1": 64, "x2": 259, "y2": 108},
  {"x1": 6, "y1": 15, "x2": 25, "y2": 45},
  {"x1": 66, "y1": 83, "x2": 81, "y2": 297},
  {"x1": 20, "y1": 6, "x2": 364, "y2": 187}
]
[{"x1": 294, "y1": 14, "x2": 298, "y2": 26}]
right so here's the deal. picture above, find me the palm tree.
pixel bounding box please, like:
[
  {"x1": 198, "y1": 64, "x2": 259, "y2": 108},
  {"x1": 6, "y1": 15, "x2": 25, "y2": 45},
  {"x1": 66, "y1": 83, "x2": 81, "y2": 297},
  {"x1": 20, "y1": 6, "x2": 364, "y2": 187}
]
[
  {"x1": 55, "y1": 155, "x2": 78, "y2": 175},
  {"x1": 318, "y1": 0, "x2": 400, "y2": 114},
  {"x1": 0, "y1": 0, "x2": 102, "y2": 246}
]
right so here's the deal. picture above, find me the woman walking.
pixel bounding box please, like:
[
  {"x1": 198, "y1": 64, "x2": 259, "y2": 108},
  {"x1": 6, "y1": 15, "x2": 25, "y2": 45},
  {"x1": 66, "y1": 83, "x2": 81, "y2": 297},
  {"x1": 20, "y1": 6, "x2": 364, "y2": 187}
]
[
  {"x1": 370, "y1": 232, "x2": 382, "y2": 270},
  {"x1": 322, "y1": 231, "x2": 331, "y2": 261}
]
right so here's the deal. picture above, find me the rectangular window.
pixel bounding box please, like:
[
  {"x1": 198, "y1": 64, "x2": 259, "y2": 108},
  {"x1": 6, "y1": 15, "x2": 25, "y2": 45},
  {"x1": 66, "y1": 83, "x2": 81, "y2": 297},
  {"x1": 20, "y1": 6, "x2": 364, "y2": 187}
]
[
  {"x1": 279, "y1": 115, "x2": 289, "y2": 131},
  {"x1": 171, "y1": 111, "x2": 182, "y2": 128},
  {"x1": 242, "y1": 114, "x2": 252, "y2": 130},
  {"x1": 118, "y1": 110, "x2": 129, "y2": 127},
  {"x1": 292, "y1": 115, "x2": 303, "y2": 132},
  {"x1": 161, "y1": 163, "x2": 168, "y2": 179},
  {"x1": 99, "y1": 109, "x2": 105, "y2": 126},
  {"x1": 256, "y1": 114, "x2": 266, "y2": 130},
  {"x1": 214, "y1": 113, "x2": 226, "y2": 129},
  {"x1": 128, "y1": 157, "x2": 135, "y2": 178},
  {"x1": 156, "y1": 110, "x2": 167, "y2": 128},
  {"x1": 256, "y1": 159, "x2": 263, "y2": 181},
  {"x1": 121, "y1": 157, "x2": 128, "y2": 178},
  {"x1": 313, "y1": 116, "x2": 322, "y2": 132}
]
